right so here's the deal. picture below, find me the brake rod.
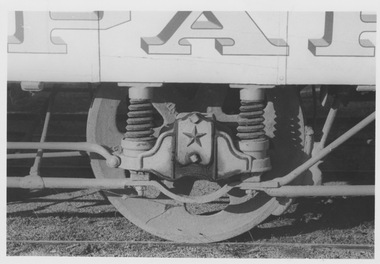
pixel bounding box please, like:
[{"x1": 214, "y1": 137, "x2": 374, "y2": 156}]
[
  {"x1": 7, "y1": 175, "x2": 235, "y2": 204},
  {"x1": 7, "y1": 142, "x2": 120, "y2": 168}
]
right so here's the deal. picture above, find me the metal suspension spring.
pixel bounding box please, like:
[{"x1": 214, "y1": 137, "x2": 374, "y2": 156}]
[
  {"x1": 237, "y1": 100, "x2": 266, "y2": 141},
  {"x1": 125, "y1": 99, "x2": 155, "y2": 141}
]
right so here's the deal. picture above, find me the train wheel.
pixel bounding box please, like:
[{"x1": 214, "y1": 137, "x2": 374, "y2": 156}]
[{"x1": 87, "y1": 84, "x2": 307, "y2": 243}]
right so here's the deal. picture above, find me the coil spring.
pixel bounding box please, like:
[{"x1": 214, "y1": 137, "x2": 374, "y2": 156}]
[
  {"x1": 237, "y1": 100, "x2": 266, "y2": 141},
  {"x1": 125, "y1": 99, "x2": 155, "y2": 140}
]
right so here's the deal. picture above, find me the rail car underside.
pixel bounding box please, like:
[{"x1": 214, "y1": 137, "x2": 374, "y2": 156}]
[{"x1": 7, "y1": 11, "x2": 376, "y2": 243}]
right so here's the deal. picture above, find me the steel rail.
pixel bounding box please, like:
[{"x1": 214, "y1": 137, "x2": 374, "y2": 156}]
[{"x1": 6, "y1": 239, "x2": 374, "y2": 250}]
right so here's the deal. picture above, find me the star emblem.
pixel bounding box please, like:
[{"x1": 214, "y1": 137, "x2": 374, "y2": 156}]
[{"x1": 183, "y1": 126, "x2": 207, "y2": 147}]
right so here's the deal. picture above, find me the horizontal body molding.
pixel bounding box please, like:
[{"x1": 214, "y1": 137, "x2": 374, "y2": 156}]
[{"x1": 8, "y1": 11, "x2": 376, "y2": 85}]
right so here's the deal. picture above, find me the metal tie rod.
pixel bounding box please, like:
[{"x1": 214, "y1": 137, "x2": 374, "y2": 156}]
[
  {"x1": 7, "y1": 176, "x2": 235, "y2": 204},
  {"x1": 261, "y1": 185, "x2": 374, "y2": 197},
  {"x1": 7, "y1": 176, "x2": 374, "y2": 198},
  {"x1": 7, "y1": 142, "x2": 120, "y2": 168}
]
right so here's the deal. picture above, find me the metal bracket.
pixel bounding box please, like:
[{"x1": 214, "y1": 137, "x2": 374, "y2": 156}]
[{"x1": 21, "y1": 82, "x2": 45, "y2": 92}]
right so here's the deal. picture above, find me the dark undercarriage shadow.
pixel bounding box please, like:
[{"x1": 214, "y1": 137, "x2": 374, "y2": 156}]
[{"x1": 228, "y1": 196, "x2": 374, "y2": 242}]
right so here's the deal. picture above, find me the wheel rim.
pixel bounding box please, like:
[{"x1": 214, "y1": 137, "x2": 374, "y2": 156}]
[{"x1": 87, "y1": 85, "x2": 306, "y2": 243}]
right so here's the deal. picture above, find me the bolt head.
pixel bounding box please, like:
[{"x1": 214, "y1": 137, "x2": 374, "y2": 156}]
[
  {"x1": 189, "y1": 114, "x2": 201, "y2": 124},
  {"x1": 189, "y1": 154, "x2": 200, "y2": 163},
  {"x1": 106, "y1": 156, "x2": 120, "y2": 168},
  {"x1": 135, "y1": 186, "x2": 145, "y2": 197}
]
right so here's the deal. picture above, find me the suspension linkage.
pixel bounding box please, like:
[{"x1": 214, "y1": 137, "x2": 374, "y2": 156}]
[
  {"x1": 239, "y1": 111, "x2": 376, "y2": 189},
  {"x1": 7, "y1": 176, "x2": 237, "y2": 204},
  {"x1": 7, "y1": 142, "x2": 120, "y2": 168}
]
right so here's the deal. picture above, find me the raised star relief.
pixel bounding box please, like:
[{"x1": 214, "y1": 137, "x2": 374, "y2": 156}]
[{"x1": 183, "y1": 126, "x2": 206, "y2": 147}]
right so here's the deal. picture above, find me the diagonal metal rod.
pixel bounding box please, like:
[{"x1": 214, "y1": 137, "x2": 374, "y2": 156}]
[
  {"x1": 319, "y1": 95, "x2": 340, "y2": 148},
  {"x1": 29, "y1": 92, "x2": 56, "y2": 175},
  {"x1": 241, "y1": 111, "x2": 375, "y2": 188},
  {"x1": 274, "y1": 111, "x2": 375, "y2": 187}
]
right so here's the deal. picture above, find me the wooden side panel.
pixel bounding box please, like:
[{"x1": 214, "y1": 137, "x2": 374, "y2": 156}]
[
  {"x1": 7, "y1": 11, "x2": 376, "y2": 85},
  {"x1": 7, "y1": 11, "x2": 100, "y2": 82},
  {"x1": 99, "y1": 11, "x2": 288, "y2": 84},
  {"x1": 286, "y1": 12, "x2": 376, "y2": 85}
]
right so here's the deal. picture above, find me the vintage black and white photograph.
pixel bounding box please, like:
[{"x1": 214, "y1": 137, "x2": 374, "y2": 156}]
[{"x1": 3, "y1": 0, "x2": 378, "y2": 260}]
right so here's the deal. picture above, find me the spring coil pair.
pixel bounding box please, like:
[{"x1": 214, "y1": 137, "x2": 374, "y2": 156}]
[
  {"x1": 124, "y1": 99, "x2": 155, "y2": 141},
  {"x1": 124, "y1": 97, "x2": 266, "y2": 142},
  {"x1": 237, "y1": 100, "x2": 266, "y2": 141}
]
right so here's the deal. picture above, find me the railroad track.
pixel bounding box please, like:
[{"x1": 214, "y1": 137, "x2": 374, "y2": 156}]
[
  {"x1": 7, "y1": 186, "x2": 375, "y2": 257},
  {"x1": 7, "y1": 239, "x2": 374, "y2": 250},
  {"x1": 6, "y1": 239, "x2": 374, "y2": 258}
]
